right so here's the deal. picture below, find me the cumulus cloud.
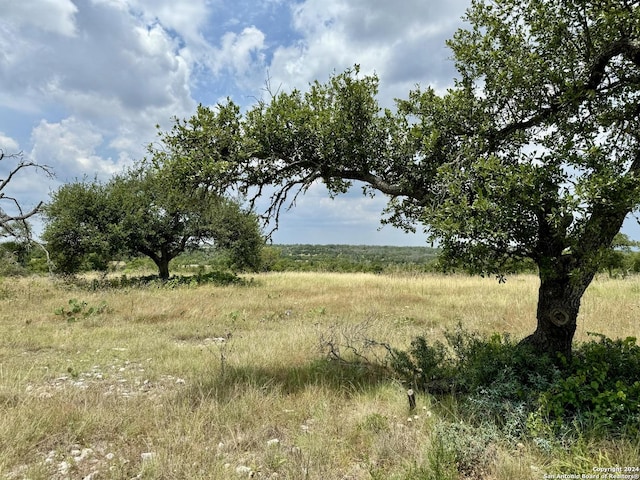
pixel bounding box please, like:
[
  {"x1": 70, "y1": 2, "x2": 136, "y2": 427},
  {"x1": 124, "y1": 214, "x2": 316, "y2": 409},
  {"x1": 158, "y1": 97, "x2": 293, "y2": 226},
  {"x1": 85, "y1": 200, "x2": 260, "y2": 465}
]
[
  {"x1": 0, "y1": 0, "x2": 194, "y2": 120},
  {"x1": 0, "y1": 0, "x2": 79, "y2": 37},
  {"x1": 30, "y1": 117, "x2": 128, "y2": 182},
  {"x1": 50, "y1": 5, "x2": 192, "y2": 112},
  {"x1": 0, "y1": 133, "x2": 20, "y2": 153},
  {"x1": 210, "y1": 26, "x2": 267, "y2": 80},
  {"x1": 268, "y1": 0, "x2": 468, "y2": 105},
  {"x1": 130, "y1": 0, "x2": 210, "y2": 42}
]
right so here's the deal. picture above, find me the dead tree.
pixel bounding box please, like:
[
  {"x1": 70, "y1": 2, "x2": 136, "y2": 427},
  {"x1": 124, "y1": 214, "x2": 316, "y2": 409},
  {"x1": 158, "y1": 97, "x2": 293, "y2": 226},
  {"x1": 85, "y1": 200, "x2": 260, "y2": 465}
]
[{"x1": 0, "y1": 149, "x2": 53, "y2": 239}]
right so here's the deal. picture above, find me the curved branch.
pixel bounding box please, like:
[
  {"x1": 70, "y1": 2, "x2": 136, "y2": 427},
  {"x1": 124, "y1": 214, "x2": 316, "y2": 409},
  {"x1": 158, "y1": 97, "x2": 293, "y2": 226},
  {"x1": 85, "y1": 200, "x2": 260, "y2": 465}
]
[
  {"x1": 337, "y1": 170, "x2": 411, "y2": 197},
  {"x1": 587, "y1": 38, "x2": 640, "y2": 88},
  {"x1": 0, "y1": 151, "x2": 54, "y2": 192},
  {"x1": 0, "y1": 199, "x2": 44, "y2": 223}
]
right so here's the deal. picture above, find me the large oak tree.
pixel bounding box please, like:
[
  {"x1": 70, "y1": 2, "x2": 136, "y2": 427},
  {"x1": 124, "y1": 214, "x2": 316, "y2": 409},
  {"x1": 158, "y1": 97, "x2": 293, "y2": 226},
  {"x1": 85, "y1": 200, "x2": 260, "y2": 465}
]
[{"x1": 170, "y1": 0, "x2": 640, "y2": 358}]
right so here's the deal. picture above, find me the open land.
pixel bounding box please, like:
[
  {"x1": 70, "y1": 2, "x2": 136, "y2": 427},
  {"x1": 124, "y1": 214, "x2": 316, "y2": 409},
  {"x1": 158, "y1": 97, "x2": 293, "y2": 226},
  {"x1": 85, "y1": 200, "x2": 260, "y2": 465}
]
[{"x1": 1, "y1": 272, "x2": 639, "y2": 479}]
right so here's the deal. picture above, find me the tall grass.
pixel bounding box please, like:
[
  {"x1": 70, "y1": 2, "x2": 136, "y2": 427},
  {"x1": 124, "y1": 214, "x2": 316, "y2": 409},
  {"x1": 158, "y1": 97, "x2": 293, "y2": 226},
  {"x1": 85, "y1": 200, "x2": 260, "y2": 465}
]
[{"x1": 0, "y1": 272, "x2": 638, "y2": 479}]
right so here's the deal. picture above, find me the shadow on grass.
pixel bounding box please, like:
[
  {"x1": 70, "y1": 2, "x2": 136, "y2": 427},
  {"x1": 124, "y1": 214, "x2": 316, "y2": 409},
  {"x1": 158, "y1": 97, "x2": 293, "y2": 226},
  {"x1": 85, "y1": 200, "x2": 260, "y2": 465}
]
[
  {"x1": 61, "y1": 270, "x2": 249, "y2": 290},
  {"x1": 183, "y1": 358, "x2": 392, "y2": 404}
]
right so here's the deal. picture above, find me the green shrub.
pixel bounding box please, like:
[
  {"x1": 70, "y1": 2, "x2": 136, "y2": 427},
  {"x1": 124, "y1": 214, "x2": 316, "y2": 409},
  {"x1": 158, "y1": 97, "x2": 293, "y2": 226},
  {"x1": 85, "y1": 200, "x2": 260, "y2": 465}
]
[
  {"x1": 390, "y1": 324, "x2": 559, "y2": 396},
  {"x1": 0, "y1": 250, "x2": 27, "y2": 276},
  {"x1": 389, "y1": 335, "x2": 455, "y2": 393},
  {"x1": 532, "y1": 334, "x2": 640, "y2": 436},
  {"x1": 443, "y1": 326, "x2": 559, "y2": 394},
  {"x1": 389, "y1": 326, "x2": 640, "y2": 439}
]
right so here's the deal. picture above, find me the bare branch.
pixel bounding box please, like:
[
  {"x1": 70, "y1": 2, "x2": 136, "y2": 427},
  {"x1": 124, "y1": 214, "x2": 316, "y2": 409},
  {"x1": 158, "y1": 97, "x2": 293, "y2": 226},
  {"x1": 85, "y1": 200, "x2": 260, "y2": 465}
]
[
  {"x1": 0, "y1": 150, "x2": 54, "y2": 241},
  {"x1": 0, "y1": 151, "x2": 54, "y2": 193}
]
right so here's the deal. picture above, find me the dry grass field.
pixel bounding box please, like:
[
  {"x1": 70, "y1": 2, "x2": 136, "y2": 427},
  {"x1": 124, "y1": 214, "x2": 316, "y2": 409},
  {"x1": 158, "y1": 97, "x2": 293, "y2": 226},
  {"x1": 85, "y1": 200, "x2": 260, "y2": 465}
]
[{"x1": 1, "y1": 272, "x2": 638, "y2": 479}]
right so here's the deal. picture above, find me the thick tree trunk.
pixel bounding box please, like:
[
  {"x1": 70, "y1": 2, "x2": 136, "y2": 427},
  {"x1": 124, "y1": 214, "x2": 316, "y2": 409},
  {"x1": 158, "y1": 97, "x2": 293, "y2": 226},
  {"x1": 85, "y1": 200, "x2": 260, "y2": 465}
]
[
  {"x1": 521, "y1": 279, "x2": 579, "y2": 360},
  {"x1": 521, "y1": 264, "x2": 595, "y2": 360},
  {"x1": 140, "y1": 246, "x2": 173, "y2": 281},
  {"x1": 156, "y1": 257, "x2": 170, "y2": 280}
]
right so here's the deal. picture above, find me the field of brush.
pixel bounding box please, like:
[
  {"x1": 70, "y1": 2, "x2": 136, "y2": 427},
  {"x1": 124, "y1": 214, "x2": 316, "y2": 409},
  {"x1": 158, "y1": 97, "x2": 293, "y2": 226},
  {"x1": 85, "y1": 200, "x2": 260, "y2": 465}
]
[{"x1": 1, "y1": 272, "x2": 639, "y2": 479}]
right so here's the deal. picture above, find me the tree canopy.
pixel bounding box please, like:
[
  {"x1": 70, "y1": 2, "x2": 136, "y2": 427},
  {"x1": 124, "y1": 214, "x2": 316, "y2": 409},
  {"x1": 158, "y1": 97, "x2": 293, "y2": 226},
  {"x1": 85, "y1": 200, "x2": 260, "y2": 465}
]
[
  {"x1": 43, "y1": 162, "x2": 264, "y2": 279},
  {"x1": 151, "y1": 0, "x2": 640, "y2": 357}
]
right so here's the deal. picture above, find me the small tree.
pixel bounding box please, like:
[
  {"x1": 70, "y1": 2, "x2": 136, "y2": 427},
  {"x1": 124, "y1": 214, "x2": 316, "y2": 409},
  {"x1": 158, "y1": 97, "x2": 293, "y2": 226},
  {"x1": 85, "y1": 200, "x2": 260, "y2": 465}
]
[
  {"x1": 600, "y1": 233, "x2": 638, "y2": 277},
  {"x1": 43, "y1": 164, "x2": 263, "y2": 279}
]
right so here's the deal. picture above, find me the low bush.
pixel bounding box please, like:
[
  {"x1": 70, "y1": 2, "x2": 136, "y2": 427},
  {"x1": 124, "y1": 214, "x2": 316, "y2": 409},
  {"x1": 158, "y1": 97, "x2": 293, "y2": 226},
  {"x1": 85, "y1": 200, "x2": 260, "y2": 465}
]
[
  {"x1": 532, "y1": 334, "x2": 640, "y2": 437},
  {"x1": 389, "y1": 325, "x2": 640, "y2": 439},
  {"x1": 0, "y1": 249, "x2": 28, "y2": 276},
  {"x1": 54, "y1": 298, "x2": 109, "y2": 322}
]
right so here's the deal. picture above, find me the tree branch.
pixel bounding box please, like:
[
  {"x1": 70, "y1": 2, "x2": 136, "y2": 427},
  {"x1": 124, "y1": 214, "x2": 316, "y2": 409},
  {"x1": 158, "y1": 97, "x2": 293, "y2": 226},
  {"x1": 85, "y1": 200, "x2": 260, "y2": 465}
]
[
  {"x1": 336, "y1": 170, "x2": 411, "y2": 197},
  {"x1": 0, "y1": 150, "x2": 54, "y2": 241},
  {"x1": 577, "y1": 151, "x2": 640, "y2": 259},
  {"x1": 0, "y1": 151, "x2": 54, "y2": 193},
  {"x1": 489, "y1": 38, "x2": 640, "y2": 147}
]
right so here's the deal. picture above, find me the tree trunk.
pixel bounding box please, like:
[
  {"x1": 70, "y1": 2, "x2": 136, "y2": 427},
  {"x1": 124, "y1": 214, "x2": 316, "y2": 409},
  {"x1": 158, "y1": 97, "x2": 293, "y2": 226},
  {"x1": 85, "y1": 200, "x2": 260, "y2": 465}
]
[
  {"x1": 139, "y1": 246, "x2": 174, "y2": 281},
  {"x1": 154, "y1": 257, "x2": 171, "y2": 280},
  {"x1": 520, "y1": 262, "x2": 595, "y2": 360}
]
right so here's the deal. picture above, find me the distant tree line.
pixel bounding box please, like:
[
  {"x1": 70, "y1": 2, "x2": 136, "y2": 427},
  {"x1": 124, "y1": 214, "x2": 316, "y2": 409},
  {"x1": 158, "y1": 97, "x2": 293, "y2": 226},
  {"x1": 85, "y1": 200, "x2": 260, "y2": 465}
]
[
  {"x1": 260, "y1": 244, "x2": 440, "y2": 273},
  {"x1": 4, "y1": 239, "x2": 640, "y2": 278}
]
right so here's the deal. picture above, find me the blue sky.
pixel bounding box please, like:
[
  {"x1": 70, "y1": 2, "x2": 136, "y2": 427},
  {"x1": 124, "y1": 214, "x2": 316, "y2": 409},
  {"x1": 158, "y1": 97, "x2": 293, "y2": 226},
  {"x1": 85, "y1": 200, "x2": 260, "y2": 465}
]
[{"x1": 2, "y1": 0, "x2": 638, "y2": 245}]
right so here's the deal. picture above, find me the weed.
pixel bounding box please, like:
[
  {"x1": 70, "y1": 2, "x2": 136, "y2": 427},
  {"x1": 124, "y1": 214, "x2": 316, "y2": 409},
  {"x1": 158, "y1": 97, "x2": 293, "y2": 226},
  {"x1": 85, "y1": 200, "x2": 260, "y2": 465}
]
[
  {"x1": 53, "y1": 298, "x2": 109, "y2": 322},
  {"x1": 358, "y1": 413, "x2": 390, "y2": 434},
  {"x1": 424, "y1": 430, "x2": 458, "y2": 480}
]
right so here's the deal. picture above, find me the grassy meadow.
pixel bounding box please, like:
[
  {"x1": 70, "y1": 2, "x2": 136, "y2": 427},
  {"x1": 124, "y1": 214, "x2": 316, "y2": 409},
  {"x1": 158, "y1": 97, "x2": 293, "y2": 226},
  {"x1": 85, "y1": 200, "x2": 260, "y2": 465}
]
[{"x1": 1, "y1": 272, "x2": 639, "y2": 479}]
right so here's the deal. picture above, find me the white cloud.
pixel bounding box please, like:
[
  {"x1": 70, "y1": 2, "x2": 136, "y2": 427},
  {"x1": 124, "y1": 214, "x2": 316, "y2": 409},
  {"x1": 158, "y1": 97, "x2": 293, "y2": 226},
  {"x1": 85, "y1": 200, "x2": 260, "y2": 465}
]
[
  {"x1": 129, "y1": 0, "x2": 210, "y2": 43},
  {"x1": 0, "y1": 0, "x2": 199, "y2": 179},
  {"x1": 0, "y1": 133, "x2": 20, "y2": 153},
  {"x1": 268, "y1": 0, "x2": 467, "y2": 105},
  {"x1": 212, "y1": 27, "x2": 267, "y2": 77},
  {"x1": 30, "y1": 117, "x2": 126, "y2": 182},
  {"x1": 0, "y1": 0, "x2": 79, "y2": 37},
  {"x1": 1, "y1": 1, "x2": 194, "y2": 117}
]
